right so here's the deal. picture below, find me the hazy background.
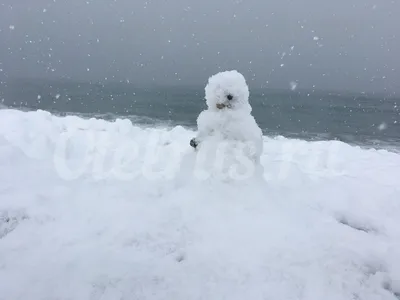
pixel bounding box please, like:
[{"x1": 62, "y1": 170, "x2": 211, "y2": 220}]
[{"x1": 0, "y1": 0, "x2": 399, "y2": 94}]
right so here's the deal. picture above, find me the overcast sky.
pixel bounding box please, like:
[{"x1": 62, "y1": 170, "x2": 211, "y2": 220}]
[{"x1": 0, "y1": 0, "x2": 399, "y2": 94}]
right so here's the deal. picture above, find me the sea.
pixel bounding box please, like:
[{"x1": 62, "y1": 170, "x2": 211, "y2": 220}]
[{"x1": 1, "y1": 78, "x2": 399, "y2": 151}]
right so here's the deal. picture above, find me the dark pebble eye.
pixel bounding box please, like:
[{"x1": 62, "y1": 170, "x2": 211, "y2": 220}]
[
  {"x1": 227, "y1": 94, "x2": 233, "y2": 101},
  {"x1": 190, "y1": 138, "x2": 198, "y2": 148}
]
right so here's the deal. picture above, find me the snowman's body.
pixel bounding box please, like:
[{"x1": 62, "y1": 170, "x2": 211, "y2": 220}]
[{"x1": 190, "y1": 71, "x2": 264, "y2": 181}]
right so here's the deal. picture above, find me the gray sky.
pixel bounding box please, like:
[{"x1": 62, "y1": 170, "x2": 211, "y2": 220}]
[{"x1": 0, "y1": 0, "x2": 399, "y2": 94}]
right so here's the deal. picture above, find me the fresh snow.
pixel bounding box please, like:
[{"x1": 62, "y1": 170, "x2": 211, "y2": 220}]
[{"x1": 0, "y1": 108, "x2": 400, "y2": 300}]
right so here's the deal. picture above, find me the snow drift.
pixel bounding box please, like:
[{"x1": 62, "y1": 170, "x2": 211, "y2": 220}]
[{"x1": 0, "y1": 108, "x2": 400, "y2": 300}]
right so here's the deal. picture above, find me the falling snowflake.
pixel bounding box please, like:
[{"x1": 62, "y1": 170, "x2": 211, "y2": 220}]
[
  {"x1": 55, "y1": 94, "x2": 60, "y2": 99},
  {"x1": 9, "y1": 25, "x2": 15, "y2": 30},
  {"x1": 378, "y1": 122, "x2": 387, "y2": 131},
  {"x1": 313, "y1": 36, "x2": 319, "y2": 41},
  {"x1": 37, "y1": 95, "x2": 41, "y2": 100},
  {"x1": 290, "y1": 81, "x2": 298, "y2": 91},
  {"x1": 43, "y1": 8, "x2": 47, "y2": 12}
]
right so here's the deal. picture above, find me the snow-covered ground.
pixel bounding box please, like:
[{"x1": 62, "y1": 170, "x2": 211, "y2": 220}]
[{"x1": 0, "y1": 108, "x2": 400, "y2": 300}]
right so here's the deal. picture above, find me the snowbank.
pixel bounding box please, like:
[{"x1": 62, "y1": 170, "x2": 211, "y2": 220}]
[{"x1": 0, "y1": 108, "x2": 400, "y2": 300}]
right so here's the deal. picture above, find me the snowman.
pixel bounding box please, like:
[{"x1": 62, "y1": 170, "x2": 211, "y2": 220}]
[{"x1": 189, "y1": 70, "x2": 264, "y2": 182}]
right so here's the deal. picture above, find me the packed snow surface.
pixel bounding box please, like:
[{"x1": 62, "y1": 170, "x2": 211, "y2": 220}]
[{"x1": 1, "y1": 109, "x2": 400, "y2": 300}]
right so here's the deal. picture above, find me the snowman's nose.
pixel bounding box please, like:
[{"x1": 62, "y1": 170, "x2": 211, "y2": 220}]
[{"x1": 227, "y1": 94, "x2": 233, "y2": 101}]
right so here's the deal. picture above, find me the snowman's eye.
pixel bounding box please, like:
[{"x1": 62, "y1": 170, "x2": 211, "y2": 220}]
[{"x1": 226, "y1": 94, "x2": 233, "y2": 101}]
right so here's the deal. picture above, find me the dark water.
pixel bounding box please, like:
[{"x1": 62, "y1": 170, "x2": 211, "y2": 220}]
[{"x1": 1, "y1": 78, "x2": 400, "y2": 149}]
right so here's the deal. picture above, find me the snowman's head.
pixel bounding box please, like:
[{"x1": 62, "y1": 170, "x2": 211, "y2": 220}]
[{"x1": 204, "y1": 70, "x2": 251, "y2": 113}]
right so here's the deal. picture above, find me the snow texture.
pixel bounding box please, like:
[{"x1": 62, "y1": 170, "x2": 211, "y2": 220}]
[{"x1": 0, "y1": 108, "x2": 400, "y2": 300}]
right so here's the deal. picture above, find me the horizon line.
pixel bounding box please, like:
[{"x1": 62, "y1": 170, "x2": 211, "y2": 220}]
[{"x1": 3, "y1": 76, "x2": 398, "y2": 99}]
